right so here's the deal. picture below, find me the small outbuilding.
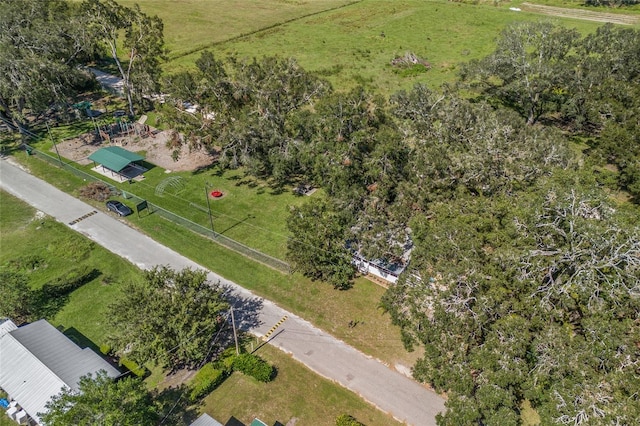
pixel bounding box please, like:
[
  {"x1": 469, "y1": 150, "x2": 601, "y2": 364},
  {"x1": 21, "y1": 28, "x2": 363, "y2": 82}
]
[{"x1": 88, "y1": 146, "x2": 146, "y2": 182}]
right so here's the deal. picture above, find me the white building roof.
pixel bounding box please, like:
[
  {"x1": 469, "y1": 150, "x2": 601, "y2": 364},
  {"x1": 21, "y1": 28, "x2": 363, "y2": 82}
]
[
  {"x1": 0, "y1": 318, "x2": 17, "y2": 336},
  {"x1": 0, "y1": 319, "x2": 120, "y2": 424},
  {"x1": 190, "y1": 413, "x2": 224, "y2": 426}
]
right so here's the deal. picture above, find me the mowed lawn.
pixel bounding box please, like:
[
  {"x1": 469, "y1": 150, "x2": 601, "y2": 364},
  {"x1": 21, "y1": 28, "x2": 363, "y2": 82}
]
[
  {"x1": 200, "y1": 343, "x2": 402, "y2": 426},
  {"x1": 118, "y1": 165, "x2": 310, "y2": 260},
  {"x1": 0, "y1": 189, "x2": 142, "y2": 347},
  {"x1": 0, "y1": 189, "x2": 406, "y2": 424}
]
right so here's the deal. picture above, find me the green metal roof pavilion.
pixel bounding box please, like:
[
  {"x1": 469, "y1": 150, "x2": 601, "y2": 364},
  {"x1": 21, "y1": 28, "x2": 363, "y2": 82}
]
[{"x1": 88, "y1": 146, "x2": 144, "y2": 172}]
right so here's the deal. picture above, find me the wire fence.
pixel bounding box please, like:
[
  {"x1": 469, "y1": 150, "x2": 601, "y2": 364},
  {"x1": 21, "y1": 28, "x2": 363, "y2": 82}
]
[{"x1": 26, "y1": 144, "x2": 291, "y2": 273}]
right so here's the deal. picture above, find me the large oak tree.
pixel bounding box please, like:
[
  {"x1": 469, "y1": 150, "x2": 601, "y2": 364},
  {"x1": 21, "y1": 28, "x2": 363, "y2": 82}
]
[{"x1": 106, "y1": 266, "x2": 229, "y2": 369}]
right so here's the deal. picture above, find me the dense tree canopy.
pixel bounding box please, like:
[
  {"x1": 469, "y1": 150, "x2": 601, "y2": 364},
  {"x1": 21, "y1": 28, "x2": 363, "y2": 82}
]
[
  {"x1": 0, "y1": 0, "x2": 164, "y2": 133},
  {"x1": 377, "y1": 22, "x2": 640, "y2": 425},
  {"x1": 287, "y1": 197, "x2": 356, "y2": 289},
  {"x1": 382, "y1": 183, "x2": 640, "y2": 425},
  {"x1": 0, "y1": 0, "x2": 97, "y2": 132},
  {"x1": 464, "y1": 22, "x2": 640, "y2": 199},
  {"x1": 40, "y1": 371, "x2": 158, "y2": 426},
  {"x1": 160, "y1": 52, "x2": 329, "y2": 183},
  {"x1": 106, "y1": 266, "x2": 229, "y2": 369}
]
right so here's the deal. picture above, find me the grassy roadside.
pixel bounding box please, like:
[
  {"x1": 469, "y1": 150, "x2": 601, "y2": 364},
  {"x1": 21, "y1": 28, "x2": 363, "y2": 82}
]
[
  {"x1": 0, "y1": 189, "x2": 142, "y2": 346},
  {"x1": 11, "y1": 152, "x2": 421, "y2": 371},
  {"x1": 200, "y1": 342, "x2": 402, "y2": 426},
  {"x1": 0, "y1": 189, "x2": 403, "y2": 425}
]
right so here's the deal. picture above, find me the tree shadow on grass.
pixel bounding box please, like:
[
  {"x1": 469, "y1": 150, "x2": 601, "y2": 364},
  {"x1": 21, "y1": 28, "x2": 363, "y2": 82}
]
[
  {"x1": 155, "y1": 384, "x2": 200, "y2": 426},
  {"x1": 191, "y1": 161, "x2": 219, "y2": 176},
  {"x1": 32, "y1": 267, "x2": 101, "y2": 320}
]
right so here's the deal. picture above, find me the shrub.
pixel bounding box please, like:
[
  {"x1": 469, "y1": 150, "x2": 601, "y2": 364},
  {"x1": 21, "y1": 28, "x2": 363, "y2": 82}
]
[
  {"x1": 336, "y1": 414, "x2": 365, "y2": 426},
  {"x1": 99, "y1": 344, "x2": 112, "y2": 355},
  {"x1": 41, "y1": 266, "x2": 97, "y2": 296},
  {"x1": 119, "y1": 357, "x2": 147, "y2": 378},
  {"x1": 232, "y1": 353, "x2": 274, "y2": 383},
  {"x1": 189, "y1": 363, "x2": 227, "y2": 401},
  {"x1": 219, "y1": 352, "x2": 237, "y2": 371}
]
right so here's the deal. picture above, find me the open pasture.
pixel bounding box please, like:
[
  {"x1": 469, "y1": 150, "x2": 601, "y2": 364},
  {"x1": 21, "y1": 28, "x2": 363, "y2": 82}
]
[
  {"x1": 115, "y1": 0, "x2": 357, "y2": 60},
  {"x1": 125, "y1": 0, "x2": 605, "y2": 93}
]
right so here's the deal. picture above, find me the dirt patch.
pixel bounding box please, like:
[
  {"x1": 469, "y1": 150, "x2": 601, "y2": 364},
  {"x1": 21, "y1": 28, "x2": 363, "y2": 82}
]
[
  {"x1": 157, "y1": 368, "x2": 197, "y2": 391},
  {"x1": 520, "y1": 2, "x2": 640, "y2": 25},
  {"x1": 55, "y1": 129, "x2": 215, "y2": 172}
]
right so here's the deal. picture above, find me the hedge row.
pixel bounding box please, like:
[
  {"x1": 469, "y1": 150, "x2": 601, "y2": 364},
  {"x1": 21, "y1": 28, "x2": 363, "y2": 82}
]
[
  {"x1": 189, "y1": 363, "x2": 228, "y2": 402},
  {"x1": 231, "y1": 353, "x2": 275, "y2": 383}
]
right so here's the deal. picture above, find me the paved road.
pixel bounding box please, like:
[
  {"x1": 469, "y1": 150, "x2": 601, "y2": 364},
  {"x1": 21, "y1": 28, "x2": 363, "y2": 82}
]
[{"x1": 0, "y1": 159, "x2": 445, "y2": 425}]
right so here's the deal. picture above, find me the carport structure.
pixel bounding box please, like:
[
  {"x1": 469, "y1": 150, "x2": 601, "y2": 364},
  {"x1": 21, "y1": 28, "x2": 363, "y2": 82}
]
[{"x1": 88, "y1": 146, "x2": 147, "y2": 182}]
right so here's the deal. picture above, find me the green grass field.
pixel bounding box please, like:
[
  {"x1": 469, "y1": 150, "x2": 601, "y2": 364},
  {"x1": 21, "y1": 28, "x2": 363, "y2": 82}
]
[
  {"x1": 200, "y1": 343, "x2": 402, "y2": 426},
  {"x1": 116, "y1": 0, "x2": 358, "y2": 60},
  {"x1": 0, "y1": 188, "x2": 406, "y2": 425},
  {"x1": 0, "y1": 189, "x2": 142, "y2": 346},
  {"x1": 118, "y1": 0, "x2": 605, "y2": 94},
  {"x1": 120, "y1": 165, "x2": 310, "y2": 259}
]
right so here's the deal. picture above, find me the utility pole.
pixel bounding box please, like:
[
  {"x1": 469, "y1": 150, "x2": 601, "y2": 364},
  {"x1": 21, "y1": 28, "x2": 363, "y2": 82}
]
[
  {"x1": 205, "y1": 184, "x2": 215, "y2": 237},
  {"x1": 230, "y1": 306, "x2": 239, "y2": 355},
  {"x1": 46, "y1": 121, "x2": 63, "y2": 165}
]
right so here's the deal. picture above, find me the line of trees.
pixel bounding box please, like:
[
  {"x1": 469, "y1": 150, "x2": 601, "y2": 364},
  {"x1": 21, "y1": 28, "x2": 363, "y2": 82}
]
[
  {"x1": 0, "y1": 0, "x2": 164, "y2": 134},
  {"x1": 157, "y1": 21, "x2": 640, "y2": 425}
]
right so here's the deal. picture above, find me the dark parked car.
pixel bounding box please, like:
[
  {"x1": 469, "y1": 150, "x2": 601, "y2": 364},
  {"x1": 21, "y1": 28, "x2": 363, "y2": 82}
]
[{"x1": 106, "y1": 200, "x2": 132, "y2": 217}]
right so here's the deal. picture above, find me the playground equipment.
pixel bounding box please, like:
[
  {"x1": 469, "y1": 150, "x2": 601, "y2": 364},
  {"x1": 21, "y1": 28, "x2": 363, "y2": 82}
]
[{"x1": 95, "y1": 114, "x2": 154, "y2": 144}]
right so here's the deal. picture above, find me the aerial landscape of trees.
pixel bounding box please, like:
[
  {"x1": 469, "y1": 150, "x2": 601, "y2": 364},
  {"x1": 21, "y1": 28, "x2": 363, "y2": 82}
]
[
  {"x1": 0, "y1": 0, "x2": 164, "y2": 134},
  {"x1": 1, "y1": 0, "x2": 639, "y2": 424},
  {"x1": 158, "y1": 20, "x2": 639, "y2": 424}
]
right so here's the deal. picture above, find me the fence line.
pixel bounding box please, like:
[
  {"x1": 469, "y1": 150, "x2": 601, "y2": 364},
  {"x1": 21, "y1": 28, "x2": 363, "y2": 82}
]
[{"x1": 26, "y1": 144, "x2": 290, "y2": 273}]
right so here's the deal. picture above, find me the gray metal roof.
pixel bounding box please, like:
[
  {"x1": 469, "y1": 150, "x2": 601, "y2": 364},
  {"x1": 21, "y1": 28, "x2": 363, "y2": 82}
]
[
  {"x1": 0, "y1": 319, "x2": 120, "y2": 424},
  {"x1": 191, "y1": 413, "x2": 224, "y2": 426}
]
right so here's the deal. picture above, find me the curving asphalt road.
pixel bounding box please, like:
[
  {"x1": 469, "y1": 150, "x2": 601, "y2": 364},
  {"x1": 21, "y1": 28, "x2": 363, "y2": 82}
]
[{"x1": 0, "y1": 158, "x2": 445, "y2": 425}]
